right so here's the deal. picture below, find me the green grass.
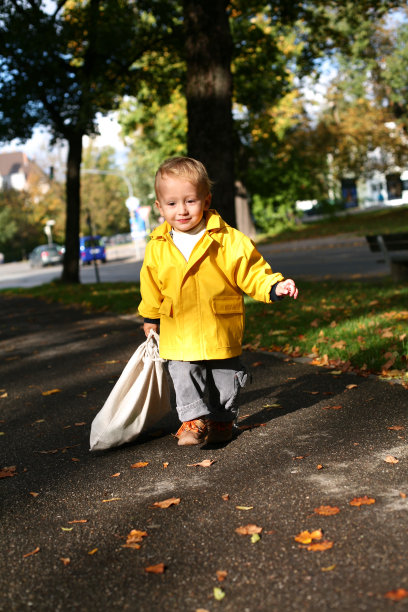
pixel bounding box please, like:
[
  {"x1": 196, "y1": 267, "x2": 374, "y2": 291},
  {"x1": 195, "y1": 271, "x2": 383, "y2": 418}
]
[
  {"x1": 244, "y1": 279, "x2": 408, "y2": 380},
  {"x1": 2, "y1": 278, "x2": 407, "y2": 381},
  {"x1": 257, "y1": 204, "x2": 408, "y2": 244}
]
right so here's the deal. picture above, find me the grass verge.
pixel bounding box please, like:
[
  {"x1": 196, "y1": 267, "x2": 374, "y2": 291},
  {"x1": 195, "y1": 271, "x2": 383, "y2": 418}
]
[{"x1": 2, "y1": 278, "x2": 407, "y2": 382}]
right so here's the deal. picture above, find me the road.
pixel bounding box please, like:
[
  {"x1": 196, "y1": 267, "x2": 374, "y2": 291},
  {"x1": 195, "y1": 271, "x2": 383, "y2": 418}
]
[{"x1": 0, "y1": 235, "x2": 388, "y2": 290}]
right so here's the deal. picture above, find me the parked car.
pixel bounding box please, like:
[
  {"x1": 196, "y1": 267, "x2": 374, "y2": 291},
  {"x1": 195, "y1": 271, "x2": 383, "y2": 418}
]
[
  {"x1": 80, "y1": 235, "x2": 106, "y2": 265},
  {"x1": 28, "y1": 244, "x2": 64, "y2": 267}
]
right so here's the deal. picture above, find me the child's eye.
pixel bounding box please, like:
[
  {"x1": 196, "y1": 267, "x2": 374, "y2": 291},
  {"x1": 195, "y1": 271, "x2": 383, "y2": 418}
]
[{"x1": 167, "y1": 201, "x2": 176, "y2": 206}]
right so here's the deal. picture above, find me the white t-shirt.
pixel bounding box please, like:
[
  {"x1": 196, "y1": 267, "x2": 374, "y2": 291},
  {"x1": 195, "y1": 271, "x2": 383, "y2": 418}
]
[{"x1": 171, "y1": 228, "x2": 206, "y2": 261}]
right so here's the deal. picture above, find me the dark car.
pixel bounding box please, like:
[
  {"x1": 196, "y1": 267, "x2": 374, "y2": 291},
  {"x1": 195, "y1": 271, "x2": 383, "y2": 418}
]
[
  {"x1": 79, "y1": 235, "x2": 106, "y2": 265},
  {"x1": 28, "y1": 244, "x2": 64, "y2": 267}
]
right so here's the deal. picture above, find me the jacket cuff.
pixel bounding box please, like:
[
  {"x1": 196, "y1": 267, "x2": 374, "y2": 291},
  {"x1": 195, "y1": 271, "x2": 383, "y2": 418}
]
[
  {"x1": 270, "y1": 282, "x2": 284, "y2": 302},
  {"x1": 144, "y1": 317, "x2": 160, "y2": 324}
]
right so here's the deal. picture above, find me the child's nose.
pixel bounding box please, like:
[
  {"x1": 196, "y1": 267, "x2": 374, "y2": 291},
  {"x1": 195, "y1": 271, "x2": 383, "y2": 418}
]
[{"x1": 177, "y1": 202, "x2": 188, "y2": 215}]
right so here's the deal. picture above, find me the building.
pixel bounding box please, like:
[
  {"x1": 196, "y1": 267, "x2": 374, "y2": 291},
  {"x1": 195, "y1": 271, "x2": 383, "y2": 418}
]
[{"x1": 0, "y1": 151, "x2": 49, "y2": 194}]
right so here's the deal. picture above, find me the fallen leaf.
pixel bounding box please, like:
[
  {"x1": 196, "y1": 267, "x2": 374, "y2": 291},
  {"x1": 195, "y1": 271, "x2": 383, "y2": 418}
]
[
  {"x1": 346, "y1": 384, "x2": 358, "y2": 390},
  {"x1": 68, "y1": 519, "x2": 88, "y2": 524},
  {"x1": 102, "y1": 498, "x2": 121, "y2": 503},
  {"x1": 0, "y1": 466, "x2": 16, "y2": 478},
  {"x1": 152, "y1": 497, "x2": 181, "y2": 509},
  {"x1": 88, "y1": 548, "x2": 98, "y2": 555},
  {"x1": 331, "y1": 340, "x2": 346, "y2": 349},
  {"x1": 162, "y1": 462, "x2": 169, "y2": 469},
  {"x1": 131, "y1": 461, "x2": 149, "y2": 468},
  {"x1": 314, "y1": 505, "x2": 340, "y2": 516},
  {"x1": 306, "y1": 541, "x2": 333, "y2": 551},
  {"x1": 329, "y1": 370, "x2": 342, "y2": 375},
  {"x1": 295, "y1": 529, "x2": 323, "y2": 544},
  {"x1": 387, "y1": 425, "x2": 405, "y2": 431},
  {"x1": 251, "y1": 533, "x2": 261, "y2": 544},
  {"x1": 74, "y1": 422, "x2": 86, "y2": 426},
  {"x1": 235, "y1": 524, "x2": 263, "y2": 535},
  {"x1": 222, "y1": 493, "x2": 230, "y2": 501},
  {"x1": 251, "y1": 361, "x2": 263, "y2": 367},
  {"x1": 187, "y1": 459, "x2": 216, "y2": 467},
  {"x1": 29, "y1": 492, "x2": 39, "y2": 497},
  {"x1": 111, "y1": 473, "x2": 121, "y2": 478},
  {"x1": 122, "y1": 529, "x2": 148, "y2": 549},
  {"x1": 61, "y1": 527, "x2": 73, "y2": 532},
  {"x1": 384, "y1": 455, "x2": 399, "y2": 464},
  {"x1": 317, "y1": 465, "x2": 324, "y2": 470},
  {"x1": 60, "y1": 557, "x2": 70, "y2": 566},
  {"x1": 213, "y1": 587, "x2": 225, "y2": 601},
  {"x1": 23, "y1": 547, "x2": 40, "y2": 558},
  {"x1": 400, "y1": 492, "x2": 407, "y2": 499},
  {"x1": 322, "y1": 405, "x2": 342, "y2": 410},
  {"x1": 236, "y1": 506, "x2": 253, "y2": 511},
  {"x1": 321, "y1": 564, "x2": 336, "y2": 572},
  {"x1": 384, "y1": 589, "x2": 408, "y2": 602},
  {"x1": 145, "y1": 563, "x2": 166, "y2": 574},
  {"x1": 349, "y1": 496, "x2": 375, "y2": 507},
  {"x1": 71, "y1": 458, "x2": 80, "y2": 462},
  {"x1": 216, "y1": 570, "x2": 228, "y2": 582},
  {"x1": 0, "y1": 392, "x2": 8, "y2": 398},
  {"x1": 41, "y1": 389, "x2": 61, "y2": 396}
]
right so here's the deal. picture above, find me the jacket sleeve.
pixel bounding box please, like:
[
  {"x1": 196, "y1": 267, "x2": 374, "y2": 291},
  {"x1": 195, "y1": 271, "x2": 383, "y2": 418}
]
[
  {"x1": 138, "y1": 242, "x2": 164, "y2": 319},
  {"x1": 234, "y1": 235, "x2": 284, "y2": 303}
]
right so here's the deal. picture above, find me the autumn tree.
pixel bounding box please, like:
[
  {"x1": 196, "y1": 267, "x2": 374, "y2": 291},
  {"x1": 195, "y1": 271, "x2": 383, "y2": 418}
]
[{"x1": 0, "y1": 0, "x2": 181, "y2": 281}]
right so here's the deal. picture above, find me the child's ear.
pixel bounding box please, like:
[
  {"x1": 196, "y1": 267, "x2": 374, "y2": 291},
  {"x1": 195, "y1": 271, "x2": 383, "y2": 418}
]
[
  {"x1": 155, "y1": 200, "x2": 163, "y2": 214},
  {"x1": 204, "y1": 193, "x2": 212, "y2": 210}
]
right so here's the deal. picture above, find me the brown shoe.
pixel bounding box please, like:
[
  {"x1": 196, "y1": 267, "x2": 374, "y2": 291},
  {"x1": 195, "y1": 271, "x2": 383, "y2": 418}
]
[
  {"x1": 206, "y1": 420, "x2": 233, "y2": 444},
  {"x1": 176, "y1": 419, "x2": 208, "y2": 446}
]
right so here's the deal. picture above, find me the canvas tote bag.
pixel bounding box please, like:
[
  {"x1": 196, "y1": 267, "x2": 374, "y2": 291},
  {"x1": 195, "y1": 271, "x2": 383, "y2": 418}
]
[{"x1": 90, "y1": 330, "x2": 170, "y2": 451}]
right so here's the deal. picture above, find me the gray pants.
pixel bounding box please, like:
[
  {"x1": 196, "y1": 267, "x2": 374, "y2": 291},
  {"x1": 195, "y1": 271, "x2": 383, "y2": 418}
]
[{"x1": 168, "y1": 357, "x2": 248, "y2": 423}]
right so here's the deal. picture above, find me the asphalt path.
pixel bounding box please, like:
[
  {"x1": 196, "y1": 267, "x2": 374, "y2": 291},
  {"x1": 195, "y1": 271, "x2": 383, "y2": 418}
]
[
  {"x1": 0, "y1": 236, "x2": 388, "y2": 290},
  {"x1": 1, "y1": 295, "x2": 407, "y2": 611}
]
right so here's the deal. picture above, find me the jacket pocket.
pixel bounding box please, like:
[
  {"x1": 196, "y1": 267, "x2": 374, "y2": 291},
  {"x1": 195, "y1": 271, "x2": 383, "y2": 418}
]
[
  {"x1": 211, "y1": 296, "x2": 244, "y2": 348},
  {"x1": 159, "y1": 296, "x2": 173, "y2": 318}
]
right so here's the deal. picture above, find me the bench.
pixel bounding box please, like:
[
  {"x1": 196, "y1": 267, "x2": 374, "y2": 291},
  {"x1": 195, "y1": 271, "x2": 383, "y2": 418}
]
[{"x1": 366, "y1": 233, "x2": 408, "y2": 281}]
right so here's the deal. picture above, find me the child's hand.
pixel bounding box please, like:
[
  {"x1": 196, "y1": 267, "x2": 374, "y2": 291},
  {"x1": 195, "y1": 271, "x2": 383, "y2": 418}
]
[
  {"x1": 144, "y1": 322, "x2": 159, "y2": 337},
  {"x1": 275, "y1": 279, "x2": 298, "y2": 299}
]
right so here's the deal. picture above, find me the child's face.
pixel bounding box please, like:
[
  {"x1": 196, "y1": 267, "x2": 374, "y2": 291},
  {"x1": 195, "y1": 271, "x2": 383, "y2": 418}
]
[{"x1": 155, "y1": 174, "x2": 211, "y2": 233}]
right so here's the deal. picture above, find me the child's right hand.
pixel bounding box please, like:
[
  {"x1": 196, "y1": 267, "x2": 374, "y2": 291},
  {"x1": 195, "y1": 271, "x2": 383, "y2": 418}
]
[
  {"x1": 144, "y1": 322, "x2": 159, "y2": 337},
  {"x1": 275, "y1": 279, "x2": 298, "y2": 299}
]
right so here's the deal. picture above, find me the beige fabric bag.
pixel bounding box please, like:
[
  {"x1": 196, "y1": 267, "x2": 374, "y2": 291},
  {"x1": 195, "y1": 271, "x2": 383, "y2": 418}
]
[{"x1": 90, "y1": 330, "x2": 170, "y2": 451}]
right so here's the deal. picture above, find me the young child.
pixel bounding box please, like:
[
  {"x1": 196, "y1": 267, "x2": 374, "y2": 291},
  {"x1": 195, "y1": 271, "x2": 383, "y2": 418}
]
[{"x1": 139, "y1": 157, "x2": 298, "y2": 446}]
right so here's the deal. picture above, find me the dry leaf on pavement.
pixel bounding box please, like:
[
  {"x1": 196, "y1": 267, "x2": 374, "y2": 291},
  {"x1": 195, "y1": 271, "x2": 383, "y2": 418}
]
[
  {"x1": 187, "y1": 459, "x2": 216, "y2": 467},
  {"x1": 0, "y1": 466, "x2": 16, "y2": 478},
  {"x1": 384, "y1": 455, "x2": 399, "y2": 464},
  {"x1": 384, "y1": 589, "x2": 408, "y2": 601},
  {"x1": 122, "y1": 529, "x2": 147, "y2": 549},
  {"x1": 306, "y1": 541, "x2": 334, "y2": 551},
  {"x1": 235, "y1": 524, "x2": 263, "y2": 535},
  {"x1": 145, "y1": 563, "x2": 166, "y2": 574},
  {"x1": 41, "y1": 389, "x2": 61, "y2": 396},
  {"x1": 131, "y1": 462, "x2": 149, "y2": 468},
  {"x1": 216, "y1": 570, "x2": 228, "y2": 582},
  {"x1": 23, "y1": 547, "x2": 40, "y2": 558},
  {"x1": 152, "y1": 497, "x2": 181, "y2": 509},
  {"x1": 294, "y1": 529, "x2": 323, "y2": 544},
  {"x1": 349, "y1": 496, "x2": 375, "y2": 507},
  {"x1": 314, "y1": 505, "x2": 340, "y2": 516}
]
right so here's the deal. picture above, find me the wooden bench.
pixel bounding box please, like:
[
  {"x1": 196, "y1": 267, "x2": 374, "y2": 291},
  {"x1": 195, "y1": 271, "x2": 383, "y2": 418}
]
[{"x1": 366, "y1": 233, "x2": 408, "y2": 281}]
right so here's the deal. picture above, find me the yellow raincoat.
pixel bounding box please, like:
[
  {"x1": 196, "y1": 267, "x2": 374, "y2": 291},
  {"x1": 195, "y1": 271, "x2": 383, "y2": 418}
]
[{"x1": 138, "y1": 210, "x2": 284, "y2": 361}]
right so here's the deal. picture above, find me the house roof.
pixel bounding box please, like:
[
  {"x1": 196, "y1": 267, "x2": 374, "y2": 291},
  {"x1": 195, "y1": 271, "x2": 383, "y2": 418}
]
[{"x1": 0, "y1": 152, "x2": 29, "y2": 177}]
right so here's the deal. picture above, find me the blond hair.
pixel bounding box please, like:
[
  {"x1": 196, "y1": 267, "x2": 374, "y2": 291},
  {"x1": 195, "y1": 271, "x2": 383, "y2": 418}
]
[{"x1": 155, "y1": 157, "x2": 213, "y2": 196}]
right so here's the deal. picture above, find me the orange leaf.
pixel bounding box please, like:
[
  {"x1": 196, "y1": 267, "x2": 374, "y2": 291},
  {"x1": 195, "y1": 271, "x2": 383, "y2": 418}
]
[
  {"x1": 349, "y1": 496, "x2": 375, "y2": 507},
  {"x1": 346, "y1": 384, "x2": 358, "y2": 390},
  {"x1": 162, "y1": 462, "x2": 169, "y2": 469},
  {"x1": 88, "y1": 548, "x2": 98, "y2": 555},
  {"x1": 235, "y1": 524, "x2": 263, "y2": 535},
  {"x1": 23, "y1": 546, "x2": 40, "y2": 558},
  {"x1": 145, "y1": 563, "x2": 166, "y2": 574},
  {"x1": 60, "y1": 557, "x2": 70, "y2": 566},
  {"x1": 67, "y1": 519, "x2": 88, "y2": 524},
  {"x1": 306, "y1": 540, "x2": 334, "y2": 551},
  {"x1": 187, "y1": 459, "x2": 216, "y2": 467},
  {"x1": 222, "y1": 493, "x2": 230, "y2": 501},
  {"x1": 387, "y1": 425, "x2": 404, "y2": 431},
  {"x1": 42, "y1": 389, "x2": 61, "y2": 396},
  {"x1": 102, "y1": 497, "x2": 121, "y2": 503},
  {"x1": 216, "y1": 570, "x2": 228, "y2": 582},
  {"x1": 317, "y1": 465, "x2": 324, "y2": 470},
  {"x1": 152, "y1": 497, "x2": 180, "y2": 509},
  {"x1": 29, "y1": 492, "x2": 39, "y2": 497},
  {"x1": 322, "y1": 405, "x2": 342, "y2": 410},
  {"x1": 294, "y1": 529, "x2": 323, "y2": 544},
  {"x1": 384, "y1": 455, "x2": 399, "y2": 464},
  {"x1": 384, "y1": 589, "x2": 408, "y2": 601},
  {"x1": 0, "y1": 465, "x2": 16, "y2": 478},
  {"x1": 122, "y1": 529, "x2": 147, "y2": 549},
  {"x1": 111, "y1": 473, "x2": 121, "y2": 478},
  {"x1": 131, "y1": 461, "x2": 149, "y2": 468},
  {"x1": 314, "y1": 505, "x2": 340, "y2": 516}
]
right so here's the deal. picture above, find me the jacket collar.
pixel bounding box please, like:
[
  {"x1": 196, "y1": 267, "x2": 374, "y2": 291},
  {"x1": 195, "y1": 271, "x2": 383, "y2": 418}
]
[{"x1": 150, "y1": 209, "x2": 226, "y2": 240}]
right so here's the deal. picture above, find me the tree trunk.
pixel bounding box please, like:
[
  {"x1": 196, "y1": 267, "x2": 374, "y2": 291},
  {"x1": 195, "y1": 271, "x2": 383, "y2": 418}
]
[
  {"x1": 61, "y1": 132, "x2": 82, "y2": 283},
  {"x1": 183, "y1": 0, "x2": 235, "y2": 227}
]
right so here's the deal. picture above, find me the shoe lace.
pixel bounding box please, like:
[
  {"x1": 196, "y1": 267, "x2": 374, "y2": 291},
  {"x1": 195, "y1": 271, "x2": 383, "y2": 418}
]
[{"x1": 176, "y1": 419, "x2": 207, "y2": 437}]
